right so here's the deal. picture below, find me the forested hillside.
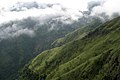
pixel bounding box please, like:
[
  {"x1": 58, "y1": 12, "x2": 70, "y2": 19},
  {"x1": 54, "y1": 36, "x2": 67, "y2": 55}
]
[
  {"x1": 18, "y1": 17, "x2": 120, "y2": 80},
  {"x1": 0, "y1": 0, "x2": 120, "y2": 80},
  {"x1": 0, "y1": 16, "x2": 101, "y2": 80},
  {"x1": 52, "y1": 18, "x2": 102, "y2": 47}
]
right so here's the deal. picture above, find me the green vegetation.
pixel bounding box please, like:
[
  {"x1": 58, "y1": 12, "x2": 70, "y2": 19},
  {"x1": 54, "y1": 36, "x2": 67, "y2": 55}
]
[
  {"x1": 0, "y1": 16, "x2": 102, "y2": 80},
  {"x1": 0, "y1": 22, "x2": 79, "y2": 80},
  {"x1": 18, "y1": 17, "x2": 120, "y2": 80},
  {"x1": 52, "y1": 17, "x2": 102, "y2": 47}
]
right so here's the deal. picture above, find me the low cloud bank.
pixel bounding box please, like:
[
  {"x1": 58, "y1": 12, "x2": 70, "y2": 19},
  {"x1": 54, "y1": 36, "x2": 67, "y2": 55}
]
[{"x1": 0, "y1": 0, "x2": 119, "y2": 40}]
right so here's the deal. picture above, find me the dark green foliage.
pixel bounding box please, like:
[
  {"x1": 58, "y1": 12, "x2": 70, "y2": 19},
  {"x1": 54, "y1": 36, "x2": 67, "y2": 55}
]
[
  {"x1": 52, "y1": 17, "x2": 102, "y2": 47},
  {"x1": 0, "y1": 15, "x2": 103, "y2": 80},
  {"x1": 0, "y1": 22, "x2": 81, "y2": 80},
  {"x1": 0, "y1": 15, "x2": 94, "y2": 80},
  {"x1": 18, "y1": 65, "x2": 39, "y2": 80},
  {"x1": 19, "y1": 17, "x2": 120, "y2": 80}
]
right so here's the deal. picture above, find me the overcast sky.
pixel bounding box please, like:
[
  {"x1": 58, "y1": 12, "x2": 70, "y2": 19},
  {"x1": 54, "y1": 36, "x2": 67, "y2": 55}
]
[
  {"x1": 0, "y1": 0, "x2": 120, "y2": 40},
  {"x1": 0, "y1": 0, "x2": 120, "y2": 23},
  {"x1": 0, "y1": 0, "x2": 93, "y2": 9}
]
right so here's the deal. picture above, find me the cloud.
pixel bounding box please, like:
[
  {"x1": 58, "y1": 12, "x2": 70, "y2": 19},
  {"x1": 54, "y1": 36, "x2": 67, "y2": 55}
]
[
  {"x1": 9, "y1": 2, "x2": 59, "y2": 12},
  {"x1": 86, "y1": 1, "x2": 102, "y2": 15},
  {"x1": 111, "y1": 12, "x2": 120, "y2": 19},
  {"x1": 0, "y1": 0, "x2": 119, "y2": 23},
  {"x1": 13, "y1": 28, "x2": 35, "y2": 37},
  {"x1": 0, "y1": 15, "x2": 79, "y2": 40},
  {"x1": 0, "y1": 1, "x2": 83, "y2": 23},
  {"x1": 0, "y1": 21, "x2": 35, "y2": 40},
  {"x1": 0, "y1": 0, "x2": 120, "y2": 40},
  {"x1": 91, "y1": 0, "x2": 120, "y2": 19}
]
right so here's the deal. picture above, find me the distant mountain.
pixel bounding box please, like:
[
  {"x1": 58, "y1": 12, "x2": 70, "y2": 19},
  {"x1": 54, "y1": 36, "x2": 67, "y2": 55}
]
[
  {"x1": 0, "y1": 15, "x2": 102, "y2": 80},
  {"x1": 18, "y1": 17, "x2": 120, "y2": 80},
  {"x1": 52, "y1": 17, "x2": 102, "y2": 47}
]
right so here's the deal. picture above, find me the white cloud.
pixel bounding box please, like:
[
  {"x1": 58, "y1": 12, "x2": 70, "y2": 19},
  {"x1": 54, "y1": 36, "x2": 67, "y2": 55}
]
[
  {"x1": 0, "y1": 23, "x2": 35, "y2": 39},
  {"x1": 0, "y1": 0, "x2": 90, "y2": 9},
  {"x1": 13, "y1": 28, "x2": 35, "y2": 37},
  {"x1": 0, "y1": 0, "x2": 119, "y2": 22},
  {"x1": 0, "y1": 0, "x2": 120, "y2": 40},
  {"x1": 0, "y1": 0, "x2": 119, "y2": 23},
  {"x1": 0, "y1": 1, "x2": 84, "y2": 23},
  {"x1": 91, "y1": 0, "x2": 120, "y2": 17}
]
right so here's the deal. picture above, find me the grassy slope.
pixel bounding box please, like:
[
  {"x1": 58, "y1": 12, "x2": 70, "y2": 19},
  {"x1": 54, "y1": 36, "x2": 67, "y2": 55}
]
[
  {"x1": 0, "y1": 20, "x2": 81, "y2": 80},
  {"x1": 51, "y1": 18, "x2": 102, "y2": 47},
  {"x1": 51, "y1": 27, "x2": 87, "y2": 47},
  {"x1": 19, "y1": 17, "x2": 120, "y2": 80}
]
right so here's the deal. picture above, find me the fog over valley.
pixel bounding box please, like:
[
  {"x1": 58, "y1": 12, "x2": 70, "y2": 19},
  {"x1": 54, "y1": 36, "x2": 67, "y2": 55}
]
[{"x1": 0, "y1": 0, "x2": 120, "y2": 80}]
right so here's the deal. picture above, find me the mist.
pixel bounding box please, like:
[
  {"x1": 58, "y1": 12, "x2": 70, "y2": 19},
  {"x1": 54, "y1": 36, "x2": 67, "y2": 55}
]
[
  {"x1": 0, "y1": 0, "x2": 120, "y2": 40},
  {"x1": 90, "y1": 0, "x2": 120, "y2": 19}
]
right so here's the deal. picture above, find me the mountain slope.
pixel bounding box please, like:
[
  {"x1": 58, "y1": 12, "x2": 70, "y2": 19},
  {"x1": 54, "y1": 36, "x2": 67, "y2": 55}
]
[
  {"x1": 0, "y1": 18, "x2": 79, "y2": 80},
  {"x1": 52, "y1": 17, "x2": 102, "y2": 47},
  {"x1": 18, "y1": 17, "x2": 120, "y2": 80},
  {"x1": 0, "y1": 16, "x2": 102, "y2": 80}
]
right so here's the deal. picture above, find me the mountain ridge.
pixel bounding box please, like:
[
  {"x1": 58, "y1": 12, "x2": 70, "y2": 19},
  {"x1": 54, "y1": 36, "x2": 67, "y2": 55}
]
[{"x1": 18, "y1": 17, "x2": 120, "y2": 80}]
